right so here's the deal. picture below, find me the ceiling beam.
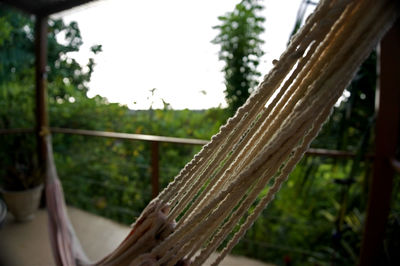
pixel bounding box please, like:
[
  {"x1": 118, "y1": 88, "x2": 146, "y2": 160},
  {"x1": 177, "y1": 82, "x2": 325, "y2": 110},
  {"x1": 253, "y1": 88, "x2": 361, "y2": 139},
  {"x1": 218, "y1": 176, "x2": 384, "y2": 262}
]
[
  {"x1": 37, "y1": 0, "x2": 96, "y2": 16},
  {"x1": 0, "y1": 0, "x2": 36, "y2": 15},
  {"x1": 0, "y1": 0, "x2": 96, "y2": 16}
]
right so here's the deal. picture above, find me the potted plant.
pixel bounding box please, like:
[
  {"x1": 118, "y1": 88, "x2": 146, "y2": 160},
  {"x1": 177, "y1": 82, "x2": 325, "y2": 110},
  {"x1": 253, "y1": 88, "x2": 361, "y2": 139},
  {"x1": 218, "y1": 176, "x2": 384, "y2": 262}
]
[
  {"x1": 0, "y1": 132, "x2": 44, "y2": 222},
  {"x1": 0, "y1": 78, "x2": 44, "y2": 222}
]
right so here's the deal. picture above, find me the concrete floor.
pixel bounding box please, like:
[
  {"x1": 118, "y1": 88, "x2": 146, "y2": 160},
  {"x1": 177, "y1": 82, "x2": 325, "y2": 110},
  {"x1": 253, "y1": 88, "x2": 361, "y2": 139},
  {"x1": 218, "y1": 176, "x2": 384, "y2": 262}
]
[{"x1": 0, "y1": 207, "x2": 271, "y2": 266}]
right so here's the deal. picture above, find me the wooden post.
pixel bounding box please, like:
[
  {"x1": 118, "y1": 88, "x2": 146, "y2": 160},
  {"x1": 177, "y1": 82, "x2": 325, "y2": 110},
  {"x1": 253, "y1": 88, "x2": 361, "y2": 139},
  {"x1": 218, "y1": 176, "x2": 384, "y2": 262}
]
[
  {"x1": 35, "y1": 15, "x2": 49, "y2": 174},
  {"x1": 151, "y1": 141, "x2": 160, "y2": 198},
  {"x1": 358, "y1": 20, "x2": 400, "y2": 266}
]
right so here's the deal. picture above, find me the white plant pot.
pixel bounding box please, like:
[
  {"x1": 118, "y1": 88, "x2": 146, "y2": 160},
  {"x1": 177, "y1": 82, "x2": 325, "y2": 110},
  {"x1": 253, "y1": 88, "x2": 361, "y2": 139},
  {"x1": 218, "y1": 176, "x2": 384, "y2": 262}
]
[{"x1": 1, "y1": 184, "x2": 44, "y2": 222}]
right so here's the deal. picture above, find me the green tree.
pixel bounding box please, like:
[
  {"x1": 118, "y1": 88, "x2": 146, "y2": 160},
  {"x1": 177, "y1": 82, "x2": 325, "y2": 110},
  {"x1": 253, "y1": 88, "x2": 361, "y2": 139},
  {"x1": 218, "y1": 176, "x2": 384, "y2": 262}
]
[
  {"x1": 212, "y1": 0, "x2": 265, "y2": 115},
  {"x1": 0, "y1": 5, "x2": 101, "y2": 99}
]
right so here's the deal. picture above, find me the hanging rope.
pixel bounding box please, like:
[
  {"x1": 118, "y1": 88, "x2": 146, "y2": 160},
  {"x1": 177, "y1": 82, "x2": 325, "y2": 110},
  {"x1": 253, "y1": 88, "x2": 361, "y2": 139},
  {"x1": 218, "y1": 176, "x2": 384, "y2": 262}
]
[{"x1": 45, "y1": 0, "x2": 399, "y2": 265}]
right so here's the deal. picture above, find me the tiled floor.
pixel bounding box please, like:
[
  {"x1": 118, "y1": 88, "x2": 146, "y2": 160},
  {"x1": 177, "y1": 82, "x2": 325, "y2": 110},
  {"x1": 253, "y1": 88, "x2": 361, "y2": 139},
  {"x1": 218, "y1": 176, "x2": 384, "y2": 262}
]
[{"x1": 0, "y1": 207, "x2": 271, "y2": 266}]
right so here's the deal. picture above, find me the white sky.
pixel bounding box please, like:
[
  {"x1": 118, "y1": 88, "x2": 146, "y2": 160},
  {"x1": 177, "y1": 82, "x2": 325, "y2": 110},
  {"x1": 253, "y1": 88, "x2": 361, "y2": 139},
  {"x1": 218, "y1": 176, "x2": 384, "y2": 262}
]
[{"x1": 56, "y1": 0, "x2": 314, "y2": 110}]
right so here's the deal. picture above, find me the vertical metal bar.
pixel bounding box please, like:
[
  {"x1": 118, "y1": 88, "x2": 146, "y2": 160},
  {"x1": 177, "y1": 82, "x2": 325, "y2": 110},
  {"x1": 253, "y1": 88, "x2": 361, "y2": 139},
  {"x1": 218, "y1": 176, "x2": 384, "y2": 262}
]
[
  {"x1": 358, "y1": 19, "x2": 400, "y2": 266},
  {"x1": 35, "y1": 15, "x2": 49, "y2": 174},
  {"x1": 151, "y1": 141, "x2": 160, "y2": 198}
]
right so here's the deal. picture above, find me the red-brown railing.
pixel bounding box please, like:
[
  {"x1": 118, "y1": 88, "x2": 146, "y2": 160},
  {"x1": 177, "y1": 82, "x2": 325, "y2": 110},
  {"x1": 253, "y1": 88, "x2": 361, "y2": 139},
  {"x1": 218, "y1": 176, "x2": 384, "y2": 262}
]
[
  {"x1": 1, "y1": 127, "x2": 370, "y2": 198},
  {"x1": 50, "y1": 127, "x2": 208, "y2": 198}
]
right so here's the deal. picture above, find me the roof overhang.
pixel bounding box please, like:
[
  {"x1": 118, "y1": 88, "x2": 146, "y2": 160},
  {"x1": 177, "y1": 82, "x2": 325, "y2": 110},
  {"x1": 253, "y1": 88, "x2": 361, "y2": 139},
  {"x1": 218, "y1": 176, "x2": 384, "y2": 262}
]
[{"x1": 0, "y1": 0, "x2": 96, "y2": 16}]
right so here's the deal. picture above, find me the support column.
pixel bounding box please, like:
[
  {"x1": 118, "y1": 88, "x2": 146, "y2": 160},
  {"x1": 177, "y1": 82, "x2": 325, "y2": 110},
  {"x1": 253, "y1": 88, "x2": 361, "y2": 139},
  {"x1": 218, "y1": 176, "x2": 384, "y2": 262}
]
[
  {"x1": 35, "y1": 15, "x2": 49, "y2": 174},
  {"x1": 151, "y1": 141, "x2": 160, "y2": 199},
  {"x1": 358, "y1": 20, "x2": 400, "y2": 266}
]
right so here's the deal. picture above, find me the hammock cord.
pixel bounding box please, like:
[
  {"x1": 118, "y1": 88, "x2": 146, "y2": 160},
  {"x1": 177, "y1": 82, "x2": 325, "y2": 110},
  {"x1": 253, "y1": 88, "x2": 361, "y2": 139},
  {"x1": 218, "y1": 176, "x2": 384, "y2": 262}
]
[{"x1": 44, "y1": 0, "x2": 399, "y2": 265}]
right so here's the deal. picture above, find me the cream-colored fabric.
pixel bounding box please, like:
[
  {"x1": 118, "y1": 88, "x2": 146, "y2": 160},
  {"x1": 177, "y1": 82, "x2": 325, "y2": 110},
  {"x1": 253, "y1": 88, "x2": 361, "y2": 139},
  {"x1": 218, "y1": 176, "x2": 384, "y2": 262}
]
[{"x1": 45, "y1": 0, "x2": 399, "y2": 265}]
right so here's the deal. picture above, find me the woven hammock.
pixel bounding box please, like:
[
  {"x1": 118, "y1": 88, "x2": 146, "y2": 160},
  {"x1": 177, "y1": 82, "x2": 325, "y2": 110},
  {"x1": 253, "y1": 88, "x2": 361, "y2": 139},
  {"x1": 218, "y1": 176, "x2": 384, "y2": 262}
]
[{"x1": 44, "y1": 0, "x2": 399, "y2": 265}]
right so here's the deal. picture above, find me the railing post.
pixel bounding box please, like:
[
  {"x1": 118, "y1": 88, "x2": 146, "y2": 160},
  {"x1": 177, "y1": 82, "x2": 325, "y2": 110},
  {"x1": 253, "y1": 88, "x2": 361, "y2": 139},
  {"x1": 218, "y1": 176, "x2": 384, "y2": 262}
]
[
  {"x1": 35, "y1": 15, "x2": 49, "y2": 177},
  {"x1": 358, "y1": 19, "x2": 400, "y2": 266},
  {"x1": 151, "y1": 141, "x2": 160, "y2": 198}
]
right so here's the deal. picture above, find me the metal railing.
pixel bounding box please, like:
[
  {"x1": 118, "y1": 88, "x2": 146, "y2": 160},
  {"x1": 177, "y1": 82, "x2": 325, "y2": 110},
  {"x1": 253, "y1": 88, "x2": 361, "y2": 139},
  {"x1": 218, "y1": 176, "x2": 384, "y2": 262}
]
[
  {"x1": 49, "y1": 127, "x2": 208, "y2": 198},
  {"x1": 0, "y1": 127, "x2": 375, "y2": 198}
]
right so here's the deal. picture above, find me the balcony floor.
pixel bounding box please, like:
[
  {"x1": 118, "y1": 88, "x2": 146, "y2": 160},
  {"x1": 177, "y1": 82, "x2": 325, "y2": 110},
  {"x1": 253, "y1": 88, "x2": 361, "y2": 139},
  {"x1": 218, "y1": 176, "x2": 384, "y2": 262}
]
[{"x1": 0, "y1": 206, "x2": 271, "y2": 266}]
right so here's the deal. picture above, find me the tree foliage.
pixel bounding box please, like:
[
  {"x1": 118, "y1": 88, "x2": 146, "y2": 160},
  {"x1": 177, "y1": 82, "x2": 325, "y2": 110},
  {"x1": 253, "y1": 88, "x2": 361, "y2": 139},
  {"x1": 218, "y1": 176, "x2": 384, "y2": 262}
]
[
  {"x1": 212, "y1": 0, "x2": 265, "y2": 115},
  {"x1": 0, "y1": 5, "x2": 102, "y2": 99}
]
